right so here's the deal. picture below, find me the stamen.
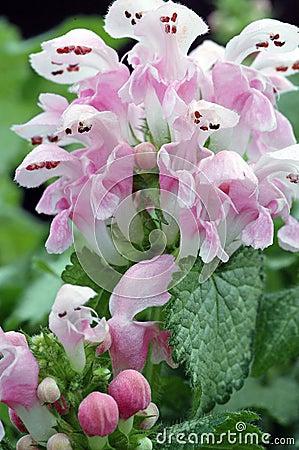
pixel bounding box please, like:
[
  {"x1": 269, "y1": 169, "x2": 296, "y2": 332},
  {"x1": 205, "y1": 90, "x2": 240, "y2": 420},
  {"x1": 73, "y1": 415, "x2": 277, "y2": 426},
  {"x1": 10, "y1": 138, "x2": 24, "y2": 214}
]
[
  {"x1": 31, "y1": 136, "x2": 43, "y2": 145},
  {"x1": 47, "y1": 135, "x2": 59, "y2": 143},
  {"x1": 273, "y1": 40, "x2": 285, "y2": 47},
  {"x1": 200, "y1": 126, "x2": 209, "y2": 131},
  {"x1": 256, "y1": 41, "x2": 269, "y2": 49},
  {"x1": 124, "y1": 10, "x2": 131, "y2": 18},
  {"x1": 171, "y1": 12, "x2": 177, "y2": 22},
  {"x1": 58, "y1": 311, "x2": 67, "y2": 318},
  {"x1": 270, "y1": 33, "x2": 280, "y2": 41},
  {"x1": 276, "y1": 65, "x2": 288, "y2": 72},
  {"x1": 78, "y1": 122, "x2": 92, "y2": 133},
  {"x1": 160, "y1": 16, "x2": 170, "y2": 23},
  {"x1": 286, "y1": 173, "x2": 299, "y2": 184},
  {"x1": 131, "y1": 18, "x2": 136, "y2": 25},
  {"x1": 56, "y1": 46, "x2": 75, "y2": 54},
  {"x1": 171, "y1": 26, "x2": 177, "y2": 34},
  {"x1": 65, "y1": 128, "x2": 72, "y2": 135},
  {"x1": 51, "y1": 70, "x2": 64, "y2": 76},
  {"x1": 194, "y1": 111, "x2": 202, "y2": 119},
  {"x1": 26, "y1": 161, "x2": 60, "y2": 171},
  {"x1": 67, "y1": 63, "x2": 80, "y2": 72},
  {"x1": 292, "y1": 61, "x2": 299, "y2": 70},
  {"x1": 209, "y1": 123, "x2": 220, "y2": 130},
  {"x1": 135, "y1": 12, "x2": 143, "y2": 19},
  {"x1": 74, "y1": 45, "x2": 92, "y2": 55}
]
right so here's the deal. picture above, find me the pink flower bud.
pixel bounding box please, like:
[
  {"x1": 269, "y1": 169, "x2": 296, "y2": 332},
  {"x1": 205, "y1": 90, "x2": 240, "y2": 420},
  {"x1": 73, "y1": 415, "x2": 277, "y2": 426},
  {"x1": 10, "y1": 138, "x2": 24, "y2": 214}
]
[
  {"x1": 9, "y1": 408, "x2": 28, "y2": 433},
  {"x1": 16, "y1": 435, "x2": 38, "y2": 450},
  {"x1": 47, "y1": 433, "x2": 73, "y2": 450},
  {"x1": 137, "y1": 402, "x2": 159, "y2": 430},
  {"x1": 134, "y1": 143, "x2": 157, "y2": 170},
  {"x1": 78, "y1": 392, "x2": 119, "y2": 437},
  {"x1": 108, "y1": 370, "x2": 151, "y2": 420},
  {"x1": 37, "y1": 377, "x2": 60, "y2": 403}
]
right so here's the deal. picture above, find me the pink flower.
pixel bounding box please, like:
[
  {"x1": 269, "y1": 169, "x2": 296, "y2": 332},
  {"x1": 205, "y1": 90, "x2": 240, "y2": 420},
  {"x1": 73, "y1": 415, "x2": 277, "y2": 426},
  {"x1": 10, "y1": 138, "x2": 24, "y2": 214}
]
[
  {"x1": 104, "y1": 254, "x2": 178, "y2": 374},
  {"x1": 78, "y1": 392, "x2": 119, "y2": 437},
  {"x1": 49, "y1": 284, "x2": 111, "y2": 372},
  {"x1": 0, "y1": 328, "x2": 56, "y2": 442},
  {"x1": 108, "y1": 369, "x2": 151, "y2": 420}
]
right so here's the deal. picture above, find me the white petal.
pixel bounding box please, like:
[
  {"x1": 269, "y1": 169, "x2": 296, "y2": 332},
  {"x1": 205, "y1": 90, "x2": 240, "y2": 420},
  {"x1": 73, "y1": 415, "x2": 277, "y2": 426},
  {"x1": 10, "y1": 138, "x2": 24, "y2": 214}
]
[
  {"x1": 254, "y1": 144, "x2": 299, "y2": 180},
  {"x1": 252, "y1": 48, "x2": 299, "y2": 77},
  {"x1": 30, "y1": 29, "x2": 119, "y2": 84},
  {"x1": 189, "y1": 39, "x2": 225, "y2": 71},
  {"x1": 104, "y1": 0, "x2": 164, "y2": 39},
  {"x1": 187, "y1": 99, "x2": 239, "y2": 132},
  {"x1": 225, "y1": 19, "x2": 299, "y2": 63}
]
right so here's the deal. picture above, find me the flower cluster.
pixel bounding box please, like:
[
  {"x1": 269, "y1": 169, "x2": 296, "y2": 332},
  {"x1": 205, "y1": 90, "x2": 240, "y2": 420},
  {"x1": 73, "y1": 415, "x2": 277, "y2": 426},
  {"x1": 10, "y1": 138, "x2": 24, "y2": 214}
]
[{"x1": 2, "y1": 0, "x2": 299, "y2": 447}]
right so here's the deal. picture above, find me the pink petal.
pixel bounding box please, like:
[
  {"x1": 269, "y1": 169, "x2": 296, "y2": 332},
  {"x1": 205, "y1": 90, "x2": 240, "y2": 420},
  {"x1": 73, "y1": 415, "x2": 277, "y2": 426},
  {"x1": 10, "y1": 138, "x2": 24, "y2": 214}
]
[
  {"x1": 14, "y1": 144, "x2": 82, "y2": 188},
  {"x1": 45, "y1": 209, "x2": 73, "y2": 254},
  {"x1": 109, "y1": 255, "x2": 177, "y2": 319},
  {"x1": 0, "y1": 328, "x2": 39, "y2": 410},
  {"x1": 241, "y1": 207, "x2": 273, "y2": 249},
  {"x1": 278, "y1": 216, "x2": 299, "y2": 252}
]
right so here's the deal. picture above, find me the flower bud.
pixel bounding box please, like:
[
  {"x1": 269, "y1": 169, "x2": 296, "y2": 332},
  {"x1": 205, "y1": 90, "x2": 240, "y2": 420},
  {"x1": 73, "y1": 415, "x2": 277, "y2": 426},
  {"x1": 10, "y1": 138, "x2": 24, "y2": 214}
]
[
  {"x1": 134, "y1": 143, "x2": 157, "y2": 170},
  {"x1": 108, "y1": 370, "x2": 151, "y2": 420},
  {"x1": 47, "y1": 433, "x2": 73, "y2": 450},
  {"x1": 137, "y1": 437, "x2": 153, "y2": 450},
  {"x1": 137, "y1": 402, "x2": 159, "y2": 430},
  {"x1": 78, "y1": 392, "x2": 119, "y2": 437},
  {"x1": 9, "y1": 408, "x2": 28, "y2": 433},
  {"x1": 37, "y1": 377, "x2": 60, "y2": 403},
  {"x1": 16, "y1": 435, "x2": 38, "y2": 450}
]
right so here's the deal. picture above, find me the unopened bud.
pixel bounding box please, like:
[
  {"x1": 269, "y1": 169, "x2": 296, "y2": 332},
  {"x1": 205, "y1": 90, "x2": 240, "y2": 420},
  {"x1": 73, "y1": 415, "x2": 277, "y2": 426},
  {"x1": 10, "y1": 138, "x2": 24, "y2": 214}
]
[
  {"x1": 16, "y1": 435, "x2": 38, "y2": 449},
  {"x1": 137, "y1": 437, "x2": 153, "y2": 449},
  {"x1": 47, "y1": 433, "x2": 73, "y2": 450},
  {"x1": 37, "y1": 377, "x2": 60, "y2": 403},
  {"x1": 78, "y1": 392, "x2": 119, "y2": 437},
  {"x1": 134, "y1": 143, "x2": 157, "y2": 170},
  {"x1": 9, "y1": 408, "x2": 27, "y2": 433},
  {"x1": 108, "y1": 369, "x2": 151, "y2": 420},
  {"x1": 137, "y1": 402, "x2": 159, "y2": 430}
]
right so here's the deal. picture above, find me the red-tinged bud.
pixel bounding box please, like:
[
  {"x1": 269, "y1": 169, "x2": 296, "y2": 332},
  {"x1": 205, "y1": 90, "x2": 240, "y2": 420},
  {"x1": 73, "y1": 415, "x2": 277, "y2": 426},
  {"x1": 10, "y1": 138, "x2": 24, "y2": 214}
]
[
  {"x1": 37, "y1": 377, "x2": 61, "y2": 403},
  {"x1": 53, "y1": 395, "x2": 69, "y2": 415},
  {"x1": 16, "y1": 435, "x2": 38, "y2": 449},
  {"x1": 137, "y1": 402, "x2": 159, "y2": 429},
  {"x1": 108, "y1": 369, "x2": 151, "y2": 420},
  {"x1": 9, "y1": 408, "x2": 27, "y2": 433},
  {"x1": 134, "y1": 142, "x2": 157, "y2": 170},
  {"x1": 78, "y1": 392, "x2": 119, "y2": 437},
  {"x1": 47, "y1": 433, "x2": 73, "y2": 450}
]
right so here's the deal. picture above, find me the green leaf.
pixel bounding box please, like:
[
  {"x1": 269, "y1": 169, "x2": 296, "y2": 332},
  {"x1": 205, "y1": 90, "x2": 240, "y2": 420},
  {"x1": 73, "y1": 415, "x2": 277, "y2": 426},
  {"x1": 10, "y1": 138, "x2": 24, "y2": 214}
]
[
  {"x1": 252, "y1": 287, "x2": 299, "y2": 376},
  {"x1": 214, "y1": 376, "x2": 299, "y2": 426},
  {"x1": 153, "y1": 410, "x2": 264, "y2": 449},
  {"x1": 61, "y1": 250, "x2": 105, "y2": 293},
  {"x1": 166, "y1": 247, "x2": 264, "y2": 416}
]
